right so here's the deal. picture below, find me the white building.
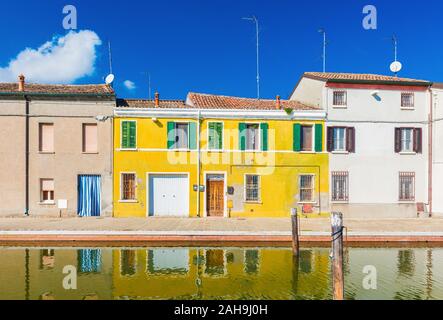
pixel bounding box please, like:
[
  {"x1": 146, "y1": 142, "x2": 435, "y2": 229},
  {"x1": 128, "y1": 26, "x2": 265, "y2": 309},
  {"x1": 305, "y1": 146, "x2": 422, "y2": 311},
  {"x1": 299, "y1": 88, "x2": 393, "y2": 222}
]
[
  {"x1": 291, "y1": 72, "x2": 432, "y2": 218},
  {"x1": 430, "y1": 84, "x2": 443, "y2": 217}
]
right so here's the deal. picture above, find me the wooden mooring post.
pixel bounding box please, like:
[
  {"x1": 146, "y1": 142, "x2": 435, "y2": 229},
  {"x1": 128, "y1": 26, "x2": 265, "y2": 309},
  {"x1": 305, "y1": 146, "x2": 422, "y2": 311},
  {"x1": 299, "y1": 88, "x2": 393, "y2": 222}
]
[
  {"x1": 291, "y1": 208, "x2": 300, "y2": 256},
  {"x1": 331, "y1": 212, "x2": 344, "y2": 300}
]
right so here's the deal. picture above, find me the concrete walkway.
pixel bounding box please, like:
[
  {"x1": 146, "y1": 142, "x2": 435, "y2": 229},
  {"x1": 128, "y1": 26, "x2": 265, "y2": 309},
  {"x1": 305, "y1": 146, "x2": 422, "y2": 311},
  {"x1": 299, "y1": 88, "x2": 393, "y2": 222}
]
[{"x1": 0, "y1": 217, "x2": 443, "y2": 243}]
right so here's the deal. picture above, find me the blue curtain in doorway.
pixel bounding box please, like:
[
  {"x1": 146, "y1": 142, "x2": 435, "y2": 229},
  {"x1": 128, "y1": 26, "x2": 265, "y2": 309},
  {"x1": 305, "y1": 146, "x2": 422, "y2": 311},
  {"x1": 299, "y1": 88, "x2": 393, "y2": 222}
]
[{"x1": 78, "y1": 175, "x2": 101, "y2": 217}]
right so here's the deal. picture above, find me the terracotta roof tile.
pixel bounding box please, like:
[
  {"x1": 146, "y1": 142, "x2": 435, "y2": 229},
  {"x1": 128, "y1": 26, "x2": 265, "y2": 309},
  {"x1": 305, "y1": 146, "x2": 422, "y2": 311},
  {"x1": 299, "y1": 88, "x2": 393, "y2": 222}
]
[
  {"x1": 0, "y1": 83, "x2": 114, "y2": 95},
  {"x1": 187, "y1": 92, "x2": 320, "y2": 110},
  {"x1": 116, "y1": 98, "x2": 187, "y2": 109},
  {"x1": 304, "y1": 72, "x2": 430, "y2": 84}
]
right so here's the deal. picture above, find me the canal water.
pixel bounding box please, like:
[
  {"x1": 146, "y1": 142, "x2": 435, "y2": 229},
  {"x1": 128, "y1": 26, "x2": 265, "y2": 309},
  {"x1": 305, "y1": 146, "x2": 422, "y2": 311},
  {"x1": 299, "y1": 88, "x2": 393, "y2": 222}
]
[{"x1": 0, "y1": 246, "x2": 442, "y2": 300}]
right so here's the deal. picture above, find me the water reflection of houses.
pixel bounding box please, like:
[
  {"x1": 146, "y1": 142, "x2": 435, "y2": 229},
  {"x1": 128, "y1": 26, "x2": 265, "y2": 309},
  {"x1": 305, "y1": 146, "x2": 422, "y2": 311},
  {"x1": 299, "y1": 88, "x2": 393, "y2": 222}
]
[
  {"x1": 113, "y1": 248, "x2": 330, "y2": 300},
  {"x1": 0, "y1": 248, "x2": 113, "y2": 300}
]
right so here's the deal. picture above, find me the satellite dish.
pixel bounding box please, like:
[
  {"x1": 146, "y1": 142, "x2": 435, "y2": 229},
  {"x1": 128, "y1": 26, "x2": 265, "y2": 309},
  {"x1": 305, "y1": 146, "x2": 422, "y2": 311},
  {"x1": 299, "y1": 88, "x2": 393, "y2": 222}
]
[
  {"x1": 390, "y1": 61, "x2": 402, "y2": 73},
  {"x1": 105, "y1": 74, "x2": 115, "y2": 85}
]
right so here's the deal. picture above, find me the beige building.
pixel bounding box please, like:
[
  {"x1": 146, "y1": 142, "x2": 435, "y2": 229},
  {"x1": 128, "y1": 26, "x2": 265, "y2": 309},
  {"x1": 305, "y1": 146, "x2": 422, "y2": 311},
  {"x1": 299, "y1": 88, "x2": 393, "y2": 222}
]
[{"x1": 0, "y1": 76, "x2": 115, "y2": 217}]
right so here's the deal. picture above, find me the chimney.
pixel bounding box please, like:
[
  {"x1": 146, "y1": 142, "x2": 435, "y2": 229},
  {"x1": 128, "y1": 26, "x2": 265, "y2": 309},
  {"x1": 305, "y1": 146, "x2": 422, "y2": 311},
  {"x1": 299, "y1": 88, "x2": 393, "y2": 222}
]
[
  {"x1": 18, "y1": 74, "x2": 25, "y2": 92},
  {"x1": 154, "y1": 92, "x2": 160, "y2": 107},
  {"x1": 276, "y1": 95, "x2": 281, "y2": 110}
]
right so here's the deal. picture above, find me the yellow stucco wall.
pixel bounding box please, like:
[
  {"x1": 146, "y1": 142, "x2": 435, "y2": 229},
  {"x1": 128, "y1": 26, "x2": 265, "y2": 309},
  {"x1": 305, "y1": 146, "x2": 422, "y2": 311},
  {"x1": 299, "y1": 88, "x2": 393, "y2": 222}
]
[{"x1": 113, "y1": 117, "x2": 329, "y2": 218}]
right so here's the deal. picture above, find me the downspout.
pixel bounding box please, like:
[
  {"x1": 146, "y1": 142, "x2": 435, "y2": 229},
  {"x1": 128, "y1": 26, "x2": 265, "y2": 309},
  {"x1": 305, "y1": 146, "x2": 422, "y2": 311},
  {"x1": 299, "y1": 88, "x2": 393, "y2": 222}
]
[
  {"x1": 428, "y1": 88, "x2": 434, "y2": 217},
  {"x1": 197, "y1": 109, "x2": 202, "y2": 217},
  {"x1": 24, "y1": 95, "x2": 30, "y2": 216}
]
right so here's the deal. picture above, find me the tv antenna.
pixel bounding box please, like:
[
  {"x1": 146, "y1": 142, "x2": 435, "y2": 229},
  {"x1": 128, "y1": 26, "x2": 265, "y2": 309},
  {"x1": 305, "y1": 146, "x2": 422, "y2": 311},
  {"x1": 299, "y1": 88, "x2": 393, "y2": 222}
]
[
  {"x1": 389, "y1": 35, "x2": 402, "y2": 76},
  {"x1": 318, "y1": 28, "x2": 327, "y2": 73},
  {"x1": 141, "y1": 72, "x2": 152, "y2": 100},
  {"x1": 242, "y1": 16, "x2": 260, "y2": 99},
  {"x1": 105, "y1": 41, "x2": 115, "y2": 86}
]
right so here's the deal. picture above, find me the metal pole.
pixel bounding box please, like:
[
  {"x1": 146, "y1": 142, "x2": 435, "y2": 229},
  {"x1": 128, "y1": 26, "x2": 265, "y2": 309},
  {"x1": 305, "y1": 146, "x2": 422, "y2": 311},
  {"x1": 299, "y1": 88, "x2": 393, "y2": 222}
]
[
  {"x1": 323, "y1": 31, "x2": 326, "y2": 73},
  {"x1": 291, "y1": 208, "x2": 300, "y2": 256},
  {"x1": 255, "y1": 16, "x2": 260, "y2": 100},
  {"x1": 242, "y1": 16, "x2": 260, "y2": 99},
  {"x1": 331, "y1": 212, "x2": 344, "y2": 300},
  {"x1": 196, "y1": 110, "x2": 201, "y2": 217}
]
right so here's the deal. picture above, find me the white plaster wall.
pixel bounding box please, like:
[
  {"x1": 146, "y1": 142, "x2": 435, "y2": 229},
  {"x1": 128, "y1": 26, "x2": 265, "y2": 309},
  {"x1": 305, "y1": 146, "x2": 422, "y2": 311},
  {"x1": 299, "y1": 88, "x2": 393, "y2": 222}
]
[
  {"x1": 431, "y1": 88, "x2": 443, "y2": 216},
  {"x1": 289, "y1": 77, "x2": 324, "y2": 107},
  {"x1": 327, "y1": 88, "x2": 429, "y2": 218},
  {"x1": 291, "y1": 78, "x2": 430, "y2": 218}
]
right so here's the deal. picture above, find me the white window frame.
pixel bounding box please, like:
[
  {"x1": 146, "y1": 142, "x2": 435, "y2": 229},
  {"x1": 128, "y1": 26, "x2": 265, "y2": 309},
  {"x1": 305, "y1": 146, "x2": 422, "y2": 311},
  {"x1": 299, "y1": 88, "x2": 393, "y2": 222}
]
[
  {"x1": 401, "y1": 92, "x2": 415, "y2": 109},
  {"x1": 332, "y1": 127, "x2": 347, "y2": 152},
  {"x1": 332, "y1": 91, "x2": 347, "y2": 107},
  {"x1": 399, "y1": 172, "x2": 415, "y2": 202},
  {"x1": 120, "y1": 172, "x2": 137, "y2": 202},
  {"x1": 299, "y1": 174, "x2": 315, "y2": 203},
  {"x1": 300, "y1": 124, "x2": 315, "y2": 153},
  {"x1": 244, "y1": 123, "x2": 262, "y2": 152},
  {"x1": 244, "y1": 174, "x2": 261, "y2": 203},
  {"x1": 331, "y1": 172, "x2": 349, "y2": 202},
  {"x1": 400, "y1": 128, "x2": 414, "y2": 153},
  {"x1": 120, "y1": 120, "x2": 137, "y2": 150},
  {"x1": 207, "y1": 121, "x2": 224, "y2": 151},
  {"x1": 173, "y1": 122, "x2": 190, "y2": 151},
  {"x1": 40, "y1": 179, "x2": 55, "y2": 205}
]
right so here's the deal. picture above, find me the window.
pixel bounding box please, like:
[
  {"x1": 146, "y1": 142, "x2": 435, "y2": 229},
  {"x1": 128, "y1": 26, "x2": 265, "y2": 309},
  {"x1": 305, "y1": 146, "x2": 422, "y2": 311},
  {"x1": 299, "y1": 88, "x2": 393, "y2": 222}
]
[
  {"x1": 395, "y1": 128, "x2": 422, "y2": 153},
  {"x1": 174, "y1": 123, "x2": 189, "y2": 149},
  {"x1": 121, "y1": 173, "x2": 136, "y2": 201},
  {"x1": 83, "y1": 124, "x2": 98, "y2": 153},
  {"x1": 167, "y1": 122, "x2": 197, "y2": 150},
  {"x1": 299, "y1": 175, "x2": 314, "y2": 202},
  {"x1": 401, "y1": 93, "x2": 414, "y2": 108},
  {"x1": 245, "y1": 175, "x2": 260, "y2": 202},
  {"x1": 39, "y1": 123, "x2": 54, "y2": 153},
  {"x1": 120, "y1": 250, "x2": 137, "y2": 276},
  {"x1": 245, "y1": 124, "x2": 260, "y2": 151},
  {"x1": 332, "y1": 172, "x2": 349, "y2": 202},
  {"x1": 333, "y1": 91, "x2": 347, "y2": 106},
  {"x1": 40, "y1": 179, "x2": 54, "y2": 204},
  {"x1": 399, "y1": 172, "x2": 415, "y2": 201},
  {"x1": 327, "y1": 127, "x2": 355, "y2": 153},
  {"x1": 121, "y1": 121, "x2": 136, "y2": 149},
  {"x1": 208, "y1": 122, "x2": 223, "y2": 150},
  {"x1": 301, "y1": 125, "x2": 313, "y2": 151}
]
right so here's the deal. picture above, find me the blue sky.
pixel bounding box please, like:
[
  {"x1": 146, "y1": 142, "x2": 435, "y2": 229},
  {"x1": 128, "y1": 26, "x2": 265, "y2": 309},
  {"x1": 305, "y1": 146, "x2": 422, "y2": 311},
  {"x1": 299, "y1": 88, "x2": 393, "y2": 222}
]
[{"x1": 1, "y1": 0, "x2": 442, "y2": 100}]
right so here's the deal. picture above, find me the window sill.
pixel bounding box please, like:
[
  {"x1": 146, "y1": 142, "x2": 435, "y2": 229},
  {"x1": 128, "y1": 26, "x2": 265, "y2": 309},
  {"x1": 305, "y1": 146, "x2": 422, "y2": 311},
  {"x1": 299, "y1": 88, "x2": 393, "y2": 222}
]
[
  {"x1": 120, "y1": 148, "x2": 138, "y2": 152},
  {"x1": 399, "y1": 151, "x2": 417, "y2": 155},
  {"x1": 39, "y1": 152, "x2": 55, "y2": 155},
  {"x1": 82, "y1": 152, "x2": 99, "y2": 155},
  {"x1": 332, "y1": 105, "x2": 347, "y2": 109},
  {"x1": 331, "y1": 200, "x2": 349, "y2": 204},
  {"x1": 298, "y1": 201, "x2": 317, "y2": 205},
  {"x1": 244, "y1": 201, "x2": 262, "y2": 205},
  {"x1": 400, "y1": 107, "x2": 415, "y2": 111},
  {"x1": 331, "y1": 150, "x2": 349, "y2": 155},
  {"x1": 39, "y1": 202, "x2": 56, "y2": 206},
  {"x1": 119, "y1": 200, "x2": 138, "y2": 203}
]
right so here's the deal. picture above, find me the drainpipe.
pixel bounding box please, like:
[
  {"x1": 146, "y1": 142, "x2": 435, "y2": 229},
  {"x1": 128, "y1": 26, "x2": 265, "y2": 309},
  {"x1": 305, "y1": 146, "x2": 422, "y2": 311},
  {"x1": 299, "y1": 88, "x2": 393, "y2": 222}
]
[
  {"x1": 25, "y1": 95, "x2": 30, "y2": 216},
  {"x1": 428, "y1": 89, "x2": 434, "y2": 217},
  {"x1": 197, "y1": 109, "x2": 202, "y2": 218}
]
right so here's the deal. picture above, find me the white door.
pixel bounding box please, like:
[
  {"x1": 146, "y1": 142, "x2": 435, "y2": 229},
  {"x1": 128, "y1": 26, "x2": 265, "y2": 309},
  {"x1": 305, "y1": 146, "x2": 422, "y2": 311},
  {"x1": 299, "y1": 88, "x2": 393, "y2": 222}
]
[{"x1": 148, "y1": 174, "x2": 189, "y2": 217}]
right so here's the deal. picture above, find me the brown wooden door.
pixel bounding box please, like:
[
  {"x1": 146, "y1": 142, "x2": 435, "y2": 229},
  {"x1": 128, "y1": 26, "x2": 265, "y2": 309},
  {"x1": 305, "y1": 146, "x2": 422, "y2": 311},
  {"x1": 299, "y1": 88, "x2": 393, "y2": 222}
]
[{"x1": 207, "y1": 180, "x2": 224, "y2": 217}]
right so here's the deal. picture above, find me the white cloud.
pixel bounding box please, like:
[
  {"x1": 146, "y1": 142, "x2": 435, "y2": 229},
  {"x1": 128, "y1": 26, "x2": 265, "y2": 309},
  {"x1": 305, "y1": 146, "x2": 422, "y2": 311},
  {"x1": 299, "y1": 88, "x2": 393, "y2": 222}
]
[
  {"x1": 0, "y1": 30, "x2": 101, "y2": 83},
  {"x1": 124, "y1": 80, "x2": 136, "y2": 90}
]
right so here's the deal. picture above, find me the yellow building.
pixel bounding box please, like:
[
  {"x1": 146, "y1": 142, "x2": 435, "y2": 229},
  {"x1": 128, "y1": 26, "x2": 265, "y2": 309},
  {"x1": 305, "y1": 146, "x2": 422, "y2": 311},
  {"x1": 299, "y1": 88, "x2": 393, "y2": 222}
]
[{"x1": 113, "y1": 93, "x2": 329, "y2": 218}]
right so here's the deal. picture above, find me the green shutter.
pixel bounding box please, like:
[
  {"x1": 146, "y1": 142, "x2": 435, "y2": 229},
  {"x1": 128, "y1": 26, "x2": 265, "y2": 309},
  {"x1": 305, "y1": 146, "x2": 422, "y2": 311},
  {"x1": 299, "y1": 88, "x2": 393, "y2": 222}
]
[
  {"x1": 261, "y1": 123, "x2": 269, "y2": 151},
  {"x1": 239, "y1": 123, "x2": 246, "y2": 151},
  {"x1": 216, "y1": 122, "x2": 223, "y2": 150},
  {"x1": 167, "y1": 122, "x2": 175, "y2": 149},
  {"x1": 293, "y1": 123, "x2": 301, "y2": 152},
  {"x1": 208, "y1": 122, "x2": 216, "y2": 150},
  {"x1": 188, "y1": 122, "x2": 197, "y2": 150},
  {"x1": 129, "y1": 121, "x2": 136, "y2": 148},
  {"x1": 121, "y1": 121, "x2": 129, "y2": 148},
  {"x1": 315, "y1": 124, "x2": 323, "y2": 152}
]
